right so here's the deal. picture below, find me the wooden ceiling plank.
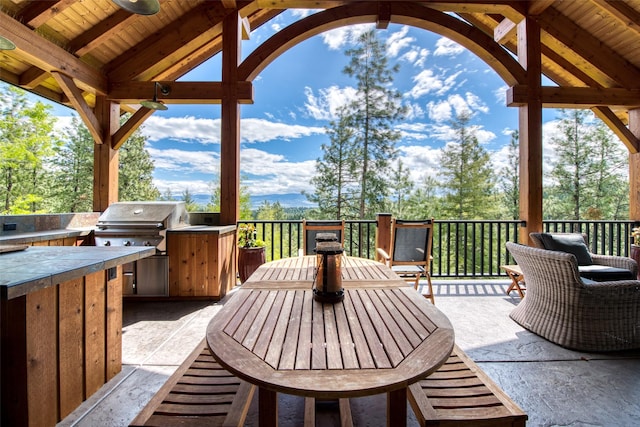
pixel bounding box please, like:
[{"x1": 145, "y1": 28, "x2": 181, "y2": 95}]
[
  {"x1": 22, "y1": 0, "x2": 76, "y2": 28},
  {"x1": 52, "y1": 71, "x2": 103, "y2": 144},
  {"x1": 593, "y1": 106, "x2": 640, "y2": 153},
  {"x1": 528, "y1": 0, "x2": 555, "y2": 16},
  {"x1": 537, "y1": 7, "x2": 640, "y2": 89},
  {"x1": 112, "y1": 108, "x2": 155, "y2": 150},
  {"x1": 67, "y1": 9, "x2": 133, "y2": 56},
  {"x1": 107, "y1": 2, "x2": 228, "y2": 82},
  {"x1": 507, "y1": 85, "x2": 640, "y2": 108},
  {"x1": 0, "y1": 12, "x2": 107, "y2": 95},
  {"x1": 19, "y1": 66, "x2": 50, "y2": 89},
  {"x1": 108, "y1": 81, "x2": 254, "y2": 104},
  {"x1": 590, "y1": 0, "x2": 640, "y2": 36}
]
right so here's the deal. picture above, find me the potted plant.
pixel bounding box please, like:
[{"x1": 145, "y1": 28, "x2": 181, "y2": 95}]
[
  {"x1": 237, "y1": 223, "x2": 267, "y2": 283},
  {"x1": 631, "y1": 227, "x2": 640, "y2": 280}
]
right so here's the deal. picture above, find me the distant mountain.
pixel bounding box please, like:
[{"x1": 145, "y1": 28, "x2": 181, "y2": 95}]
[{"x1": 189, "y1": 193, "x2": 316, "y2": 209}]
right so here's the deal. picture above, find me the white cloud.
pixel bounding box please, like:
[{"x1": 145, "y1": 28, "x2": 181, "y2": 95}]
[
  {"x1": 240, "y1": 148, "x2": 317, "y2": 195},
  {"x1": 434, "y1": 37, "x2": 465, "y2": 56},
  {"x1": 321, "y1": 24, "x2": 373, "y2": 50},
  {"x1": 147, "y1": 147, "x2": 219, "y2": 174},
  {"x1": 141, "y1": 116, "x2": 324, "y2": 144},
  {"x1": 154, "y1": 179, "x2": 212, "y2": 196},
  {"x1": 426, "y1": 92, "x2": 488, "y2": 123},
  {"x1": 401, "y1": 47, "x2": 430, "y2": 67},
  {"x1": 427, "y1": 100, "x2": 452, "y2": 122},
  {"x1": 386, "y1": 26, "x2": 414, "y2": 57},
  {"x1": 304, "y1": 85, "x2": 358, "y2": 120},
  {"x1": 396, "y1": 145, "x2": 442, "y2": 182},
  {"x1": 407, "y1": 69, "x2": 459, "y2": 98}
]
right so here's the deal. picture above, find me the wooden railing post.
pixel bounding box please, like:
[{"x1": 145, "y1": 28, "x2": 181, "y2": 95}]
[{"x1": 376, "y1": 213, "x2": 392, "y2": 262}]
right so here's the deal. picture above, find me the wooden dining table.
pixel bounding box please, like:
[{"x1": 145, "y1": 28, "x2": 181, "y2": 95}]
[{"x1": 206, "y1": 256, "x2": 455, "y2": 427}]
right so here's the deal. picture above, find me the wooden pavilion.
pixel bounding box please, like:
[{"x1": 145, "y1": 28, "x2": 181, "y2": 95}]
[{"x1": 1, "y1": 0, "x2": 639, "y2": 244}]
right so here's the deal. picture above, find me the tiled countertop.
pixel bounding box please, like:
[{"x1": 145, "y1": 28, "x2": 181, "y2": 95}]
[
  {"x1": 0, "y1": 228, "x2": 93, "y2": 245},
  {"x1": 0, "y1": 246, "x2": 155, "y2": 299}
]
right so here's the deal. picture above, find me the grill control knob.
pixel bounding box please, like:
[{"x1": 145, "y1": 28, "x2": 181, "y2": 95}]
[
  {"x1": 143, "y1": 241, "x2": 151, "y2": 246},
  {"x1": 103, "y1": 241, "x2": 111, "y2": 246},
  {"x1": 123, "y1": 240, "x2": 131, "y2": 246}
]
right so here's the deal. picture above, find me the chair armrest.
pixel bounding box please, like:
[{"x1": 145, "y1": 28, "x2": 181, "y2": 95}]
[
  {"x1": 376, "y1": 247, "x2": 391, "y2": 264},
  {"x1": 591, "y1": 254, "x2": 638, "y2": 276}
]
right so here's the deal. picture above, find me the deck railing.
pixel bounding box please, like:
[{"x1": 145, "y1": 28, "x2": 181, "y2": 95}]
[{"x1": 239, "y1": 219, "x2": 637, "y2": 278}]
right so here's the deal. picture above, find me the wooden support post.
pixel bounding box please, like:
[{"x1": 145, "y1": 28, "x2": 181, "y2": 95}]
[
  {"x1": 517, "y1": 17, "x2": 543, "y2": 245},
  {"x1": 630, "y1": 109, "x2": 640, "y2": 222},
  {"x1": 376, "y1": 213, "x2": 392, "y2": 262},
  {"x1": 93, "y1": 96, "x2": 120, "y2": 212},
  {"x1": 220, "y1": 11, "x2": 242, "y2": 226}
]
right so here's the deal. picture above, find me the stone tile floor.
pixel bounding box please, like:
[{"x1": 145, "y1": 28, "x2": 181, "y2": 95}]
[{"x1": 59, "y1": 279, "x2": 640, "y2": 427}]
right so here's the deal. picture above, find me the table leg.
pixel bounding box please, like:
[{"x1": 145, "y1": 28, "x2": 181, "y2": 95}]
[
  {"x1": 259, "y1": 387, "x2": 278, "y2": 427},
  {"x1": 387, "y1": 388, "x2": 407, "y2": 427},
  {"x1": 505, "y1": 271, "x2": 525, "y2": 298}
]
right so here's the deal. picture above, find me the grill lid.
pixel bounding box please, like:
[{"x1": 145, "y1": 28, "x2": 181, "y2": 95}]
[{"x1": 97, "y1": 201, "x2": 188, "y2": 229}]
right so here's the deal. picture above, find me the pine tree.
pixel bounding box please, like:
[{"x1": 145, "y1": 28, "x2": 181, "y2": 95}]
[
  {"x1": 439, "y1": 113, "x2": 496, "y2": 219},
  {"x1": 387, "y1": 160, "x2": 414, "y2": 218},
  {"x1": 0, "y1": 85, "x2": 59, "y2": 213},
  {"x1": 118, "y1": 124, "x2": 160, "y2": 202},
  {"x1": 343, "y1": 30, "x2": 406, "y2": 219},
  {"x1": 499, "y1": 130, "x2": 519, "y2": 220},
  {"x1": 545, "y1": 110, "x2": 628, "y2": 220},
  {"x1": 47, "y1": 116, "x2": 94, "y2": 212},
  {"x1": 306, "y1": 107, "x2": 359, "y2": 219}
]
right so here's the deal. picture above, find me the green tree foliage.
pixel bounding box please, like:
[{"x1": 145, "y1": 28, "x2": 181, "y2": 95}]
[
  {"x1": 403, "y1": 175, "x2": 443, "y2": 219},
  {"x1": 47, "y1": 116, "x2": 94, "y2": 212},
  {"x1": 386, "y1": 160, "x2": 414, "y2": 218},
  {"x1": 181, "y1": 188, "x2": 200, "y2": 212},
  {"x1": 344, "y1": 30, "x2": 406, "y2": 219},
  {"x1": 544, "y1": 110, "x2": 628, "y2": 220},
  {"x1": 309, "y1": 30, "x2": 406, "y2": 220},
  {"x1": 438, "y1": 113, "x2": 497, "y2": 219},
  {"x1": 0, "y1": 85, "x2": 59, "y2": 213},
  {"x1": 206, "y1": 180, "x2": 252, "y2": 219},
  {"x1": 306, "y1": 107, "x2": 359, "y2": 219},
  {"x1": 499, "y1": 130, "x2": 520, "y2": 220},
  {"x1": 118, "y1": 123, "x2": 160, "y2": 202}
]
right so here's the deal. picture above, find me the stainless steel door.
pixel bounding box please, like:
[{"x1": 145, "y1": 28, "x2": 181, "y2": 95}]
[{"x1": 135, "y1": 255, "x2": 168, "y2": 296}]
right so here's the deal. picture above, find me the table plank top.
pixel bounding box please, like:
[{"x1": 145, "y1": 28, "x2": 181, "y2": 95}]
[{"x1": 207, "y1": 256, "x2": 454, "y2": 399}]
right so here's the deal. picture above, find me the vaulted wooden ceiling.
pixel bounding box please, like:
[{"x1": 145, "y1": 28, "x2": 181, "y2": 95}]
[{"x1": 0, "y1": 0, "x2": 639, "y2": 147}]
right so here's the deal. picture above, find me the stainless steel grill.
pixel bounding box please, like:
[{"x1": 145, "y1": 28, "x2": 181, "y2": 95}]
[
  {"x1": 94, "y1": 201, "x2": 188, "y2": 252},
  {"x1": 94, "y1": 201, "x2": 189, "y2": 296}
]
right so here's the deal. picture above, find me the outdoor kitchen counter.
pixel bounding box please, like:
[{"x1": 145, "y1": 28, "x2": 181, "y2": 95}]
[
  {"x1": 167, "y1": 224, "x2": 237, "y2": 299},
  {"x1": 0, "y1": 245, "x2": 155, "y2": 426},
  {"x1": 0, "y1": 245, "x2": 155, "y2": 299},
  {"x1": 0, "y1": 227, "x2": 93, "y2": 246}
]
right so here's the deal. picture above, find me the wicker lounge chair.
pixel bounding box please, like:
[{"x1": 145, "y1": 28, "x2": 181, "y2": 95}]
[
  {"x1": 529, "y1": 232, "x2": 637, "y2": 281},
  {"x1": 506, "y1": 242, "x2": 640, "y2": 352}
]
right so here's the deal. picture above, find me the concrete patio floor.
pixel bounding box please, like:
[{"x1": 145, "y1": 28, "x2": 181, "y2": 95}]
[{"x1": 58, "y1": 279, "x2": 640, "y2": 427}]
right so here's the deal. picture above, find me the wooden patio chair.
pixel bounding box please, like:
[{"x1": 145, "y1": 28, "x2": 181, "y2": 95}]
[
  {"x1": 301, "y1": 220, "x2": 345, "y2": 255},
  {"x1": 377, "y1": 218, "x2": 434, "y2": 303}
]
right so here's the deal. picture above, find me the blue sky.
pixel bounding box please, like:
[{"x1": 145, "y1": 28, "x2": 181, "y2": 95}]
[{"x1": 42, "y1": 10, "x2": 569, "y2": 206}]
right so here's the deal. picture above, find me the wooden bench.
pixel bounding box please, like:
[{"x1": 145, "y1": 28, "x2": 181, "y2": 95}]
[
  {"x1": 408, "y1": 345, "x2": 527, "y2": 426},
  {"x1": 129, "y1": 338, "x2": 255, "y2": 427}
]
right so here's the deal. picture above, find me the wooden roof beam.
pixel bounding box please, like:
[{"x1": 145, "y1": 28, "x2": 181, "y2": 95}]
[
  {"x1": 592, "y1": 106, "x2": 640, "y2": 153},
  {"x1": 537, "y1": 7, "x2": 640, "y2": 89},
  {"x1": 507, "y1": 85, "x2": 640, "y2": 108},
  {"x1": 19, "y1": 66, "x2": 49, "y2": 89},
  {"x1": 51, "y1": 71, "x2": 102, "y2": 144},
  {"x1": 67, "y1": 9, "x2": 133, "y2": 56},
  {"x1": 108, "y1": 81, "x2": 254, "y2": 104},
  {"x1": 15, "y1": 0, "x2": 74, "y2": 28},
  {"x1": 107, "y1": 2, "x2": 229, "y2": 82},
  {"x1": 112, "y1": 108, "x2": 155, "y2": 150},
  {"x1": 0, "y1": 12, "x2": 107, "y2": 95},
  {"x1": 591, "y1": 0, "x2": 640, "y2": 36}
]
